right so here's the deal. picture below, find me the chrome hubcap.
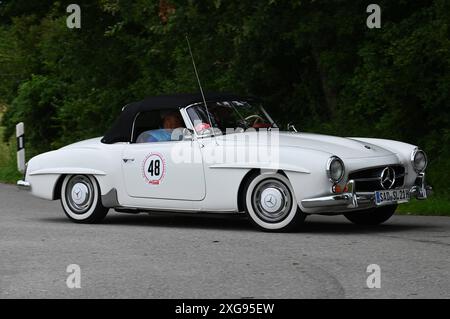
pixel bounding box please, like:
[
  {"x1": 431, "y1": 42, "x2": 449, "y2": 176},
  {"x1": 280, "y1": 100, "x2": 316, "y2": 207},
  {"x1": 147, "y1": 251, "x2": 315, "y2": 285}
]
[
  {"x1": 71, "y1": 183, "x2": 89, "y2": 205},
  {"x1": 260, "y1": 187, "x2": 284, "y2": 213},
  {"x1": 66, "y1": 176, "x2": 94, "y2": 214},
  {"x1": 252, "y1": 179, "x2": 292, "y2": 223}
]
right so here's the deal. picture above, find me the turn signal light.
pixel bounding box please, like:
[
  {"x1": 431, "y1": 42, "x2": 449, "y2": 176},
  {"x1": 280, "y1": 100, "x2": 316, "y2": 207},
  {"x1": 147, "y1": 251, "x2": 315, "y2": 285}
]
[
  {"x1": 332, "y1": 185, "x2": 342, "y2": 193},
  {"x1": 332, "y1": 185, "x2": 349, "y2": 193}
]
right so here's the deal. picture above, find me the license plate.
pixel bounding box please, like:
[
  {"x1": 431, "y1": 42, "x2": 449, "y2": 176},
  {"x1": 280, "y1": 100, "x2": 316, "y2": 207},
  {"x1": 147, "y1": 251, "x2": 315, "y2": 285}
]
[{"x1": 375, "y1": 189, "x2": 410, "y2": 206}]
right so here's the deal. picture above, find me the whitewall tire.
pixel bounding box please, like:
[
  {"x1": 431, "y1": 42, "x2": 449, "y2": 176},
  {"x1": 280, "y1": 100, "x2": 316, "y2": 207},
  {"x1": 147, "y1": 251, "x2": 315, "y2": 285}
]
[
  {"x1": 243, "y1": 172, "x2": 306, "y2": 231},
  {"x1": 60, "y1": 175, "x2": 109, "y2": 223}
]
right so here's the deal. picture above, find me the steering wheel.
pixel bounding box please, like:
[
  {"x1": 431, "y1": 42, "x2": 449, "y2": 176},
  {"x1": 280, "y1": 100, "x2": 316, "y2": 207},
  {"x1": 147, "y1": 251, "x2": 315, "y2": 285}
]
[{"x1": 245, "y1": 114, "x2": 265, "y2": 127}]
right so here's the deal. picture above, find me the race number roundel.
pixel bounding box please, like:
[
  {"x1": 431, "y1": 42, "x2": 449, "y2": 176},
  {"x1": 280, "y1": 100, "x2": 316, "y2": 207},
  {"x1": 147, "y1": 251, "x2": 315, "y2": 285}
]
[{"x1": 141, "y1": 153, "x2": 166, "y2": 185}]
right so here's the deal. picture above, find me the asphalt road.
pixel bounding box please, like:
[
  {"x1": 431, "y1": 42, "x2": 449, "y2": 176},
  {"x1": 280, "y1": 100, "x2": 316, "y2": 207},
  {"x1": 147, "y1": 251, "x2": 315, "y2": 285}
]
[{"x1": 0, "y1": 183, "x2": 449, "y2": 299}]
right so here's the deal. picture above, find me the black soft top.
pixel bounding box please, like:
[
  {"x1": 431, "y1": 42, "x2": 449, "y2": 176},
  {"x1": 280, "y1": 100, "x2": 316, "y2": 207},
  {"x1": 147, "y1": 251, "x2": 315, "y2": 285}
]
[{"x1": 101, "y1": 92, "x2": 249, "y2": 144}]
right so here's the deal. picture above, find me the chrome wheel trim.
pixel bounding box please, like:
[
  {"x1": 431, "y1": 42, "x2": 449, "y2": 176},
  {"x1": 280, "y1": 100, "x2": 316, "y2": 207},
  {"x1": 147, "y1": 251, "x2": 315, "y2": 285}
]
[
  {"x1": 65, "y1": 175, "x2": 94, "y2": 214},
  {"x1": 252, "y1": 179, "x2": 293, "y2": 223},
  {"x1": 260, "y1": 187, "x2": 284, "y2": 213}
]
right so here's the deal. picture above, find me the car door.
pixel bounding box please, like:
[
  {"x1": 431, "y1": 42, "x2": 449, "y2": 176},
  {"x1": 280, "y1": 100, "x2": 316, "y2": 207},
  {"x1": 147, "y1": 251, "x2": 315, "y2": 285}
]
[{"x1": 121, "y1": 139, "x2": 206, "y2": 201}]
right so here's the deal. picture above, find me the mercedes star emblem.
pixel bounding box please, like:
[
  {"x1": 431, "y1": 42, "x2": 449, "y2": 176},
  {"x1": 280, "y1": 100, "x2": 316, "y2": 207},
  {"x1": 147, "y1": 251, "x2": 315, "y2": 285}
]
[
  {"x1": 380, "y1": 166, "x2": 396, "y2": 189},
  {"x1": 265, "y1": 195, "x2": 276, "y2": 207}
]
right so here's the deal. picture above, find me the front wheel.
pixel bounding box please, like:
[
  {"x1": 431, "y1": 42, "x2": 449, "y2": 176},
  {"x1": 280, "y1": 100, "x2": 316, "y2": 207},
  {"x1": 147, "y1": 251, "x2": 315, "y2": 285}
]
[
  {"x1": 344, "y1": 204, "x2": 397, "y2": 226},
  {"x1": 243, "y1": 172, "x2": 306, "y2": 232},
  {"x1": 60, "y1": 175, "x2": 109, "y2": 223}
]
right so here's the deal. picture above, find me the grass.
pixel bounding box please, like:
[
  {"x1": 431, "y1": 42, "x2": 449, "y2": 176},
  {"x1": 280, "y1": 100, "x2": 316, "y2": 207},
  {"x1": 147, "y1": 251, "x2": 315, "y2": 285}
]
[
  {"x1": 0, "y1": 112, "x2": 22, "y2": 183},
  {"x1": 0, "y1": 144, "x2": 22, "y2": 184},
  {"x1": 396, "y1": 196, "x2": 450, "y2": 216},
  {"x1": 0, "y1": 161, "x2": 22, "y2": 183}
]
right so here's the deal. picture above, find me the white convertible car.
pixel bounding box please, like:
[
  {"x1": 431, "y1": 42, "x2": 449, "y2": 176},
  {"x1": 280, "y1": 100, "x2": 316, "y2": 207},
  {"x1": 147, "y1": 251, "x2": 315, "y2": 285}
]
[{"x1": 17, "y1": 93, "x2": 431, "y2": 231}]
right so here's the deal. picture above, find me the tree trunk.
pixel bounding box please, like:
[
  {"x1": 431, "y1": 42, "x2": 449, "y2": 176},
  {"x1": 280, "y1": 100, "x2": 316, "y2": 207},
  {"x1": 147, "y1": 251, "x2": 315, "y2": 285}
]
[{"x1": 311, "y1": 47, "x2": 336, "y2": 119}]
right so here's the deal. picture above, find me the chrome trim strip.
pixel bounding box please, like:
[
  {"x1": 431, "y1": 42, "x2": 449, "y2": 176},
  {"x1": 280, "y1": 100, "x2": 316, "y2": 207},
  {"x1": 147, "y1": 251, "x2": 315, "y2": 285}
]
[
  {"x1": 17, "y1": 180, "x2": 31, "y2": 190},
  {"x1": 353, "y1": 173, "x2": 405, "y2": 182},
  {"x1": 352, "y1": 177, "x2": 380, "y2": 182}
]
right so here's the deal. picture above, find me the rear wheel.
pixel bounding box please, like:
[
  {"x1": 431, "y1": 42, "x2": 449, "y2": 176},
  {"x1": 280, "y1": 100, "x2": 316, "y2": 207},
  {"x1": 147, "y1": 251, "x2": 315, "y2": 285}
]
[
  {"x1": 344, "y1": 204, "x2": 397, "y2": 226},
  {"x1": 60, "y1": 175, "x2": 109, "y2": 223},
  {"x1": 243, "y1": 172, "x2": 306, "y2": 232}
]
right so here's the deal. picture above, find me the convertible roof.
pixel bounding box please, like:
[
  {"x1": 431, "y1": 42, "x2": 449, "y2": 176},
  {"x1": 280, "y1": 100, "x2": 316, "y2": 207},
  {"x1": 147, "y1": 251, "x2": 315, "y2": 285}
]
[{"x1": 101, "y1": 92, "x2": 249, "y2": 144}]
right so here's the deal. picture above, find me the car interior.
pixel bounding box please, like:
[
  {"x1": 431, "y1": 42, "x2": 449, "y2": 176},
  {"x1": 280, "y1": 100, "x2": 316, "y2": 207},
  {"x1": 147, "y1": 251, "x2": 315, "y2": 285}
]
[{"x1": 133, "y1": 109, "x2": 186, "y2": 143}]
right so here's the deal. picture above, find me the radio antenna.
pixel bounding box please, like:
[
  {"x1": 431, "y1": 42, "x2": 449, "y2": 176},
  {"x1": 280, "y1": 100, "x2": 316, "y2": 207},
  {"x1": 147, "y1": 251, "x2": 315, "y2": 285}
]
[{"x1": 185, "y1": 35, "x2": 216, "y2": 140}]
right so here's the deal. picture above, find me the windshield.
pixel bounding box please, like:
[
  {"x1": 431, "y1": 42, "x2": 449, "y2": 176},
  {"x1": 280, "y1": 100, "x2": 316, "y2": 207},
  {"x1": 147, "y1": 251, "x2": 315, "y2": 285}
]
[{"x1": 186, "y1": 100, "x2": 276, "y2": 135}]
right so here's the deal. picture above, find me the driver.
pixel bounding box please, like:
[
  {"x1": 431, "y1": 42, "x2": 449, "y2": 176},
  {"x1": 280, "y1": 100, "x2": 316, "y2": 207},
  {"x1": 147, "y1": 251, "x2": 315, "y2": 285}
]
[
  {"x1": 163, "y1": 111, "x2": 184, "y2": 130},
  {"x1": 136, "y1": 111, "x2": 185, "y2": 143}
]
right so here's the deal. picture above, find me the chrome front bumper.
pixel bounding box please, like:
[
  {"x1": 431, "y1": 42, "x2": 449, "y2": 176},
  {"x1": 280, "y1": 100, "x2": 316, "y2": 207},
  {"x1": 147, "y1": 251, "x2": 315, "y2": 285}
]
[
  {"x1": 409, "y1": 172, "x2": 432, "y2": 200},
  {"x1": 301, "y1": 173, "x2": 432, "y2": 210},
  {"x1": 17, "y1": 180, "x2": 31, "y2": 190}
]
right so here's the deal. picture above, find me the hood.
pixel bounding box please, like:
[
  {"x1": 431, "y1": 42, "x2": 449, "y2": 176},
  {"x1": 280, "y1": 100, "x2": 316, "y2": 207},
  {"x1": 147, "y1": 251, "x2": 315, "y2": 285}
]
[
  {"x1": 220, "y1": 132, "x2": 395, "y2": 159},
  {"x1": 60, "y1": 137, "x2": 103, "y2": 149}
]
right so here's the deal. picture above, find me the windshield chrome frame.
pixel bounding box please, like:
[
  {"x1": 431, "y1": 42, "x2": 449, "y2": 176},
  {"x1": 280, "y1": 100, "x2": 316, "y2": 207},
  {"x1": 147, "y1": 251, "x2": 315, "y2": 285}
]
[{"x1": 182, "y1": 100, "x2": 278, "y2": 139}]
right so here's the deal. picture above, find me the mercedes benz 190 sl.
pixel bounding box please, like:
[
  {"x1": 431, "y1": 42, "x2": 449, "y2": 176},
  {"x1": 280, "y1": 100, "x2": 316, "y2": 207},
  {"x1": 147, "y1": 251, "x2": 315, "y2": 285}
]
[{"x1": 17, "y1": 93, "x2": 432, "y2": 231}]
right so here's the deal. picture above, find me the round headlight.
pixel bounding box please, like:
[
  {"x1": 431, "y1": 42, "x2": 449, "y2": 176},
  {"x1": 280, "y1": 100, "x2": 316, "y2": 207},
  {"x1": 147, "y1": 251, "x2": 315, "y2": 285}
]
[
  {"x1": 327, "y1": 156, "x2": 345, "y2": 183},
  {"x1": 411, "y1": 149, "x2": 427, "y2": 172}
]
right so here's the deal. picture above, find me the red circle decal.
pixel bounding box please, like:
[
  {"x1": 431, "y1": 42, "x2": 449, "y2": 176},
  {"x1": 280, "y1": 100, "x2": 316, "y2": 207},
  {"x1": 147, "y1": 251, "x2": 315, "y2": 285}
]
[{"x1": 141, "y1": 153, "x2": 166, "y2": 185}]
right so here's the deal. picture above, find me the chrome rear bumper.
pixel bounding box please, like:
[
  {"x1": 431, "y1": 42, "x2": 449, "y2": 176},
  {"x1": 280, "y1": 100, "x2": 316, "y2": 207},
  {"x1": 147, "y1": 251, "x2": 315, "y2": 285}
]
[
  {"x1": 17, "y1": 180, "x2": 31, "y2": 190},
  {"x1": 301, "y1": 174, "x2": 432, "y2": 210}
]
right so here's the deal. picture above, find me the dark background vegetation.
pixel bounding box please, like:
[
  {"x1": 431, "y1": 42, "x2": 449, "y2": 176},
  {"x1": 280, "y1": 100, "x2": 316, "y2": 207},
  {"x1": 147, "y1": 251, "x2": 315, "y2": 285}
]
[{"x1": 0, "y1": 0, "x2": 448, "y2": 211}]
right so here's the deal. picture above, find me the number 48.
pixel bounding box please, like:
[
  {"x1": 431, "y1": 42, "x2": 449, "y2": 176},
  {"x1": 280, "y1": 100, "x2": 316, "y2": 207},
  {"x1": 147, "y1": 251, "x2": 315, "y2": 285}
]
[{"x1": 148, "y1": 159, "x2": 161, "y2": 176}]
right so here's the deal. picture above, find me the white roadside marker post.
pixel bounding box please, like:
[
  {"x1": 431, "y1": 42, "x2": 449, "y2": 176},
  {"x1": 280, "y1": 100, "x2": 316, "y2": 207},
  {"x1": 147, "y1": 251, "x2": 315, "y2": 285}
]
[{"x1": 16, "y1": 122, "x2": 25, "y2": 173}]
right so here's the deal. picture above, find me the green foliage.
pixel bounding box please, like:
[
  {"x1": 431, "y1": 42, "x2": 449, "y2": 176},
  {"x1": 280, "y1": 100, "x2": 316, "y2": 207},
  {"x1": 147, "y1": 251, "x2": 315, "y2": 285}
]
[
  {"x1": 0, "y1": 0, "x2": 448, "y2": 198},
  {"x1": 0, "y1": 136, "x2": 22, "y2": 183},
  {"x1": 2, "y1": 75, "x2": 64, "y2": 156},
  {"x1": 397, "y1": 197, "x2": 450, "y2": 216},
  {"x1": 0, "y1": 109, "x2": 22, "y2": 183}
]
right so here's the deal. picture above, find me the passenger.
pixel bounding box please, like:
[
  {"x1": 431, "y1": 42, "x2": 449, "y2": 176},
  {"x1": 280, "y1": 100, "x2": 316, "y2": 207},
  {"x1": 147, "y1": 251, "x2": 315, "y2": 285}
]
[{"x1": 136, "y1": 111, "x2": 185, "y2": 143}]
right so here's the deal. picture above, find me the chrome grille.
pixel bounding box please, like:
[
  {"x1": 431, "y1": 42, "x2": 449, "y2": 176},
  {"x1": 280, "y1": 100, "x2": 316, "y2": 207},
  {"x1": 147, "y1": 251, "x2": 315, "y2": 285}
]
[{"x1": 348, "y1": 165, "x2": 405, "y2": 192}]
